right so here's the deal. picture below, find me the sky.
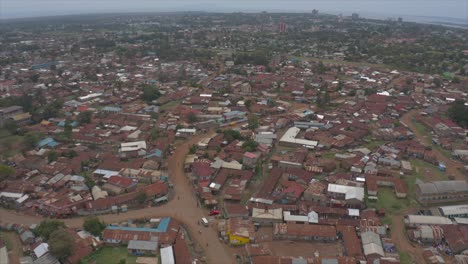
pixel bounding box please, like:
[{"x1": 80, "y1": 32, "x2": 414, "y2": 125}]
[{"x1": 1, "y1": 0, "x2": 467, "y2": 24}]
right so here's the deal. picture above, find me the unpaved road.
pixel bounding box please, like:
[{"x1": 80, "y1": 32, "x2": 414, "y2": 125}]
[
  {"x1": 391, "y1": 109, "x2": 467, "y2": 264},
  {"x1": 401, "y1": 109, "x2": 466, "y2": 180},
  {"x1": 0, "y1": 133, "x2": 237, "y2": 264},
  {"x1": 390, "y1": 209, "x2": 424, "y2": 264}
]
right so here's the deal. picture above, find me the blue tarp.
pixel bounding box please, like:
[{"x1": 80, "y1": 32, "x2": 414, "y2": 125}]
[
  {"x1": 37, "y1": 137, "x2": 59, "y2": 148},
  {"x1": 106, "y1": 217, "x2": 171, "y2": 233}
]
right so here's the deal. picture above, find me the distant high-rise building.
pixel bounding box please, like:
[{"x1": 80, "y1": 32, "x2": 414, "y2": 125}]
[{"x1": 278, "y1": 22, "x2": 287, "y2": 33}]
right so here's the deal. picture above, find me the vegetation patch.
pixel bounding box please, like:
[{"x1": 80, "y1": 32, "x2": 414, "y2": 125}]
[{"x1": 82, "y1": 246, "x2": 138, "y2": 264}]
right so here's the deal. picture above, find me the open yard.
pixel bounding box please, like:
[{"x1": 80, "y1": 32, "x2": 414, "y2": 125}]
[
  {"x1": 82, "y1": 247, "x2": 138, "y2": 264},
  {"x1": 255, "y1": 226, "x2": 342, "y2": 257},
  {"x1": 0, "y1": 129, "x2": 25, "y2": 158},
  {"x1": 410, "y1": 159, "x2": 448, "y2": 181},
  {"x1": 366, "y1": 188, "x2": 413, "y2": 225}
]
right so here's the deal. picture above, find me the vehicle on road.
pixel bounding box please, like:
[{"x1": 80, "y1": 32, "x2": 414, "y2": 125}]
[
  {"x1": 209, "y1": 209, "x2": 220, "y2": 216},
  {"x1": 201, "y1": 217, "x2": 209, "y2": 227}
]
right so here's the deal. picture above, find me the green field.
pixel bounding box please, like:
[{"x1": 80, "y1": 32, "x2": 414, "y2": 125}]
[
  {"x1": 399, "y1": 252, "x2": 412, "y2": 264},
  {"x1": 367, "y1": 188, "x2": 411, "y2": 224},
  {"x1": 82, "y1": 247, "x2": 138, "y2": 264}
]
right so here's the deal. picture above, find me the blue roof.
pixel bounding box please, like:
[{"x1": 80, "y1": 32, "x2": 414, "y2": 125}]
[
  {"x1": 57, "y1": 121, "x2": 78, "y2": 127},
  {"x1": 107, "y1": 217, "x2": 171, "y2": 233},
  {"x1": 37, "y1": 137, "x2": 59, "y2": 148},
  {"x1": 145, "y1": 149, "x2": 163, "y2": 159}
]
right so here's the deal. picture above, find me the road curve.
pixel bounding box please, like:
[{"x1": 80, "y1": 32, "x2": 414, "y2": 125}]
[{"x1": 0, "y1": 132, "x2": 236, "y2": 264}]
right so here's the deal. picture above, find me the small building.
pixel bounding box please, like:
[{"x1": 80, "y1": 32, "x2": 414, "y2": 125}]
[
  {"x1": 251, "y1": 207, "x2": 283, "y2": 225},
  {"x1": 127, "y1": 240, "x2": 158, "y2": 255},
  {"x1": 243, "y1": 152, "x2": 259, "y2": 167},
  {"x1": 408, "y1": 225, "x2": 444, "y2": 244},
  {"x1": 404, "y1": 215, "x2": 452, "y2": 227},
  {"x1": 226, "y1": 218, "x2": 256, "y2": 245},
  {"x1": 160, "y1": 246, "x2": 174, "y2": 264},
  {"x1": 438, "y1": 205, "x2": 468, "y2": 219},
  {"x1": 361, "y1": 231, "x2": 384, "y2": 258},
  {"x1": 416, "y1": 180, "x2": 468, "y2": 205}
]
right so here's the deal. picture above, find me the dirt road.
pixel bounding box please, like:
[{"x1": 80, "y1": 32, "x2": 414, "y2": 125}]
[
  {"x1": 390, "y1": 209, "x2": 424, "y2": 264},
  {"x1": 401, "y1": 109, "x2": 466, "y2": 180},
  {"x1": 0, "y1": 133, "x2": 237, "y2": 264}
]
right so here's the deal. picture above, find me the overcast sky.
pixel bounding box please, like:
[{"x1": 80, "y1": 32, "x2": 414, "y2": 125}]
[{"x1": 1, "y1": 0, "x2": 467, "y2": 21}]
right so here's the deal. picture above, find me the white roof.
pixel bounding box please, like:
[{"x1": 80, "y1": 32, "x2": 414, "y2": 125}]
[
  {"x1": 252, "y1": 207, "x2": 283, "y2": 220},
  {"x1": 279, "y1": 127, "x2": 318, "y2": 147},
  {"x1": 283, "y1": 211, "x2": 318, "y2": 223},
  {"x1": 34, "y1": 243, "x2": 49, "y2": 258},
  {"x1": 438, "y1": 205, "x2": 468, "y2": 216},
  {"x1": 160, "y1": 246, "x2": 175, "y2": 264},
  {"x1": 0, "y1": 192, "x2": 23, "y2": 199},
  {"x1": 363, "y1": 243, "x2": 384, "y2": 257},
  {"x1": 16, "y1": 194, "x2": 29, "y2": 204},
  {"x1": 327, "y1": 184, "x2": 364, "y2": 202},
  {"x1": 93, "y1": 169, "x2": 119, "y2": 179},
  {"x1": 120, "y1": 141, "x2": 147, "y2": 152},
  {"x1": 407, "y1": 215, "x2": 452, "y2": 225},
  {"x1": 119, "y1": 125, "x2": 137, "y2": 132},
  {"x1": 249, "y1": 197, "x2": 273, "y2": 205},
  {"x1": 348, "y1": 208, "x2": 360, "y2": 217},
  {"x1": 454, "y1": 217, "x2": 468, "y2": 225}
]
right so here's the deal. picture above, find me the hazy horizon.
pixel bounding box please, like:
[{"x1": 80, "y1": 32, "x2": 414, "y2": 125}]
[{"x1": 1, "y1": 0, "x2": 467, "y2": 25}]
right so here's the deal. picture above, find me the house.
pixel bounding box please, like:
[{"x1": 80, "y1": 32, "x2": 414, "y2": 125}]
[
  {"x1": 225, "y1": 218, "x2": 256, "y2": 245},
  {"x1": 119, "y1": 141, "x2": 147, "y2": 158},
  {"x1": 361, "y1": 231, "x2": 384, "y2": 258},
  {"x1": 102, "y1": 176, "x2": 137, "y2": 195},
  {"x1": 438, "y1": 205, "x2": 468, "y2": 219},
  {"x1": 327, "y1": 183, "x2": 365, "y2": 208},
  {"x1": 251, "y1": 207, "x2": 283, "y2": 225},
  {"x1": 279, "y1": 127, "x2": 318, "y2": 149},
  {"x1": 0, "y1": 239, "x2": 8, "y2": 264},
  {"x1": 243, "y1": 152, "x2": 259, "y2": 168},
  {"x1": 160, "y1": 246, "x2": 175, "y2": 264},
  {"x1": 273, "y1": 223, "x2": 337, "y2": 242},
  {"x1": 408, "y1": 225, "x2": 444, "y2": 244},
  {"x1": 404, "y1": 215, "x2": 452, "y2": 227},
  {"x1": 102, "y1": 218, "x2": 179, "y2": 246},
  {"x1": 416, "y1": 180, "x2": 468, "y2": 205},
  {"x1": 337, "y1": 225, "x2": 363, "y2": 258},
  {"x1": 127, "y1": 240, "x2": 158, "y2": 255},
  {"x1": 0, "y1": 105, "x2": 23, "y2": 126}
]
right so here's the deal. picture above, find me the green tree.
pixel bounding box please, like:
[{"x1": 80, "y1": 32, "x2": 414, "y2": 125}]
[
  {"x1": 242, "y1": 139, "x2": 258, "y2": 152},
  {"x1": 141, "y1": 84, "x2": 161, "y2": 103},
  {"x1": 189, "y1": 144, "x2": 197, "y2": 154},
  {"x1": 77, "y1": 111, "x2": 93, "y2": 124},
  {"x1": 3, "y1": 119, "x2": 18, "y2": 134},
  {"x1": 244, "y1": 99, "x2": 253, "y2": 111},
  {"x1": 447, "y1": 99, "x2": 468, "y2": 128},
  {"x1": 136, "y1": 192, "x2": 148, "y2": 204},
  {"x1": 63, "y1": 121, "x2": 73, "y2": 139},
  {"x1": 223, "y1": 129, "x2": 243, "y2": 142},
  {"x1": 30, "y1": 74, "x2": 40, "y2": 83},
  {"x1": 0, "y1": 164, "x2": 15, "y2": 181},
  {"x1": 83, "y1": 216, "x2": 106, "y2": 237},
  {"x1": 35, "y1": 219, "x2": 66, "y2": 240},
  {"x1": 187, "y1": 112, "x2": 198, "y2": 123},
  {"x1": 49, "y1": 229, "x2": 75, "y2": 261},
  {"x1": 247, "y1": 114, "x2": 260, "y2": 130},
  {"x1": 48, "y1": 151, "x2": 59, "y2": 163},
  {"x1": 23, "y1": 132, "x2": 42, "y2": 149}
]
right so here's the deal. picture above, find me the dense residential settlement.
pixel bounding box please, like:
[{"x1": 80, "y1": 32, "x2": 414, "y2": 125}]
[{"x1": 0, "y1": 11, "x2": 467, "y2": 264}]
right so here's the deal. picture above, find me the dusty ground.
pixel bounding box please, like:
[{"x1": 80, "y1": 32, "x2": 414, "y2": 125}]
[
  {"x1": 401, "y1": 109, "x2": 466, "y2": 181},
  {"x1": 0, "y1": 132, "x2": 238, "y2": 264},
  {"x1": 1, "y1": 231, "x2": 23, "y2": 264},
  {"x1": 390, "y1": 109, "x2": 467, "y2": 264}
]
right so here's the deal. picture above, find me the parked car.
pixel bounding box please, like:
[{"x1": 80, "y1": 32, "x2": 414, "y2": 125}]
[{"x1": 209, "y1": 209, "x2": 220, "y2": 216}]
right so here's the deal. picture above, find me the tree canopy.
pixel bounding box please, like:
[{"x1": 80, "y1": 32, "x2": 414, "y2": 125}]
[
  {"x1": 0, "y1": 164, "x2": 15, "y2": 181},
  {"x1": 141, "y1": 84, "x2": 161, "y2": 103},
  {"x1": 447, "y1": 99, "x2": 468, "y2": 128},
  {"x1": 48, "y1": 229, "x2": 75, "y2": 261},
  {"x1": 35, "y1": 219, "x2": 66, "y2": 240},
  {"x1": 83, "y1": 216, "x2": 106, "y2": 237},
  {"x1": 77, "y1": 111, "x2": 93, "y2": 124}
]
